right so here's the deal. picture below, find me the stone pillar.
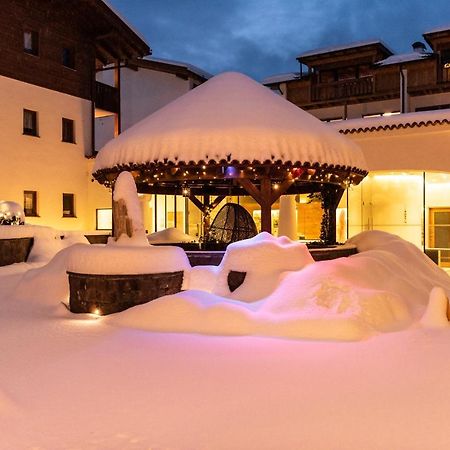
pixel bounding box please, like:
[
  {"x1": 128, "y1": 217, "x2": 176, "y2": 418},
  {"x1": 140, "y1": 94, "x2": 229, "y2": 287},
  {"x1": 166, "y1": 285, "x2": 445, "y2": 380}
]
[{"x1": 278, "y1": 195, "x2": 297, "y2": 240}]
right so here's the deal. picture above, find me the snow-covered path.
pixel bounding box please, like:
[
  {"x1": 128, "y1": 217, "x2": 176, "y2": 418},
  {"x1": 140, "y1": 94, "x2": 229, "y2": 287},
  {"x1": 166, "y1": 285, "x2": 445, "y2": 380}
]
[
  {"x1": 1, "y1": 269, "x2": 450, "y2": 449},
  {"x1": 2, "y1": 229, "x2": 450, "y2": 449}
]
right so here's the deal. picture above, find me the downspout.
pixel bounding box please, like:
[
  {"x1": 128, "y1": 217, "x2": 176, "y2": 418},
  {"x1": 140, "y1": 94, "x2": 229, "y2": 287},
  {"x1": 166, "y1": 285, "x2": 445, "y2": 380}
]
[{"x1": 400, "y1": 66, "x2": 408, "y2": 113}]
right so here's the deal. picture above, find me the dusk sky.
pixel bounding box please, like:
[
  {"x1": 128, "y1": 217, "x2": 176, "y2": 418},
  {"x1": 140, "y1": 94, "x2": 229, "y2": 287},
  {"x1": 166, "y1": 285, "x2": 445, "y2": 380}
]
[{"x1": 110, "y1": 0, "x2": 450, "y2": 80}]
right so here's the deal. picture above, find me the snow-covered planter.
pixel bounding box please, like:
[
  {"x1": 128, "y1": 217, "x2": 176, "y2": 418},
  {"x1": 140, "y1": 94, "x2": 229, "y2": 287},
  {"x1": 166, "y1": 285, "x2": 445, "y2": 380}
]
[
  {"x1": 0, "y1": 237, "x2": 34, "y2": 267},
  {"x1": 66, "y1": 245, "x2": 190, "y2": 315}
]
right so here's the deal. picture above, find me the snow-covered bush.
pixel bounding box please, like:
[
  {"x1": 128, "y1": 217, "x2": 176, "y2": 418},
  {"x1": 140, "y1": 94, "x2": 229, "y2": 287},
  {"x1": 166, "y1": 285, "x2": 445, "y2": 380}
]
[{"x1": 0, "y1": 201, "x2": 25, "y2": 225}]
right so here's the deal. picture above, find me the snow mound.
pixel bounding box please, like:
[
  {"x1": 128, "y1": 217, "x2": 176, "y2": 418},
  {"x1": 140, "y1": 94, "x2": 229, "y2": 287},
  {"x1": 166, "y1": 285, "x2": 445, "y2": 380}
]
[
  {"x1": 147, "y1": 227, "x2": 197, "y2": 244},
  {"x1": 108, "y1": 290, "x2": 369, "y2": 341},
  {"x1": 13, "y1": 244, "x2": 85, "y2": 305},
  {"x1": 110, "y1": 231, "x2": 450, "y2": 341},
  {"x1": 0, "y1": 225, "x2": 89, "y2": 263},
  {"x1": 420, "y1": 287, "x2": 450, "y2": 328},
  {"x1": 212, "y1": 232, "x2": 314, "y2": 301},
  {"x1": 66, "y1": 244, "x2": 190, "y2": 275}
]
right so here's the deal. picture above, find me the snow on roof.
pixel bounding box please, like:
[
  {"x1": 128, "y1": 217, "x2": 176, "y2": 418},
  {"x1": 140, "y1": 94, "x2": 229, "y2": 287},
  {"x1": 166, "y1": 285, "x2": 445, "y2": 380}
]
[
  {"x1": 262, "y1": 72, "x2": 301, "y2": 85},
  {"x1": 144, "y1": 56, "x2": 212, "y2": 80},
  {"x1": 376, "y1": 52, "x2": 433, "y2": 67},
  {"x1": 329, "y1": 109, "x2": 450, "y2": 134},
  {"x1": 93, "y1": 72, "x2": 367, "y2": 172},
  {"x1": 423, "y1": 24, "x2": 450, "y2": 35},
  {"x1": 297, "y1": 39, "x2": 393, "y2": 60}
]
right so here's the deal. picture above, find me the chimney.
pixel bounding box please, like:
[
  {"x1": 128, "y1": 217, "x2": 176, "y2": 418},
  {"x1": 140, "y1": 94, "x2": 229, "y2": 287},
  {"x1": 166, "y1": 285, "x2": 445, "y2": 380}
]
[{"x1": 412, "y1": 41, "x2": 427, "y2": 54}]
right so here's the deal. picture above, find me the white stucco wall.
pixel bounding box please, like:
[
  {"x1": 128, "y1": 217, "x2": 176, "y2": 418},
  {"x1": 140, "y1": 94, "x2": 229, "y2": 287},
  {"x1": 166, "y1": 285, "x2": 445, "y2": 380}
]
[
  {"x1": 0, "y1": 75, "x2": 92, "y2": 230},
  {"x1": 95, "y1": 66, "x2": 192, "y2": 151},
  {"x1": 120, "y1": 67, "x2": 191, "y2": 130},
  {"x1": 345, "y1": 124, "x2": 450, "y2": 171}
]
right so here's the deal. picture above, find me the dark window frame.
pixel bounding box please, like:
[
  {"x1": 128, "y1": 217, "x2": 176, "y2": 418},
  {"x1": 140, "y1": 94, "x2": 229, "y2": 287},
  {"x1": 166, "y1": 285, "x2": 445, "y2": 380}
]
[
  {"x1": 23, "y1": 30, "x2": 39, "y2": 56},
  {"x1": 62, "y1": 118, "x2": 75, "y2": 143},
  {"x1": 24, "y1": 191, "x2": 38, "y2": 217},
  {"x1": 62, "y1": 193, "x2": 76, "y2": 218},
  {"x1": 23, "y1": 109, "x2": 38, "y2": 137}
]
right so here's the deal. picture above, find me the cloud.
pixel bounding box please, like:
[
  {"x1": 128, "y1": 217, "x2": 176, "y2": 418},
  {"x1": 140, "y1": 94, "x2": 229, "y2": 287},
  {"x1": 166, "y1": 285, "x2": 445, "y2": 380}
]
[{"x1": 109, "y1": 0, "x2": 450, "y2": 80}]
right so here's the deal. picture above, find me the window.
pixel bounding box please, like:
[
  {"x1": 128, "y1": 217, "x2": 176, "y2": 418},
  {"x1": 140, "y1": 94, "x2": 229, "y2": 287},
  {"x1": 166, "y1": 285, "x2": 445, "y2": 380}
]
[
  {"x1": 62, "y1": 118, "x2": 75, "y2": 143},
  {"x1": 337, "y1": 67, "x2": 356, "y2": 81},
  {"x1": 429, "y1": 208, "x2": 450, "y2": 267},
  {"x1": 23, "y1": 109, "x2": 38, "y2": 136},
  {"x1": 62, "y1": 47, "x2": 75, "y2": 69},
  {"x1": 62, "y1": 193, "x2": 75, "y2": 218},
  {"x1": 24, "y1": 30, "x2": 39, "y2": 56},
  {"x1": 23, "y1": 191, "x2": 38, "y2": 217},
  {"x1": 96, "y1": 208, "x2": 112, "y2": 230}
]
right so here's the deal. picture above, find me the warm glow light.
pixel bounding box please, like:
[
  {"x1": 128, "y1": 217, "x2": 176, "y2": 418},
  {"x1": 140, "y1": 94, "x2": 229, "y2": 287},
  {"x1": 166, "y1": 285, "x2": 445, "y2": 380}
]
[
  {"x1": 92, "y1": 308, "x2": 101, "y2": 316},
  {"x1": 181, "y1": 185, "x2": 191, "y2": 197},
  {"x1": 96, "y1": 208, "x2": 112, "y2": 230}
]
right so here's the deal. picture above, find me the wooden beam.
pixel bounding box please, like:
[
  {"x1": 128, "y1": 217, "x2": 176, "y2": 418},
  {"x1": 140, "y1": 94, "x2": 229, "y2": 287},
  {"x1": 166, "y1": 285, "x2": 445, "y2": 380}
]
[
  {"x1": 209, "y1": 195, "x2": 226, "y2": 210},
  {"x1": 188, "y1": 194, "x2": 205, "y2": 212},
  {"x1": 237, "y1": 178, "x2": 264, "y2": 205},
  {"x1": 260, "y1": 177, "x2": 272, "y2": 233}
]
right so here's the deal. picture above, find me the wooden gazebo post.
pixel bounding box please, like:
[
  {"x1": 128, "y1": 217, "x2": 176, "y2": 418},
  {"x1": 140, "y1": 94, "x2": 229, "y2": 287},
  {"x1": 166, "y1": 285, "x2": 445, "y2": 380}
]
[
  {"x1": 238, "y1": 175, "x2": 294, "y2": 233},
  {"x1": 320, "y1": 185, "x2": 345, "y2": 244}
]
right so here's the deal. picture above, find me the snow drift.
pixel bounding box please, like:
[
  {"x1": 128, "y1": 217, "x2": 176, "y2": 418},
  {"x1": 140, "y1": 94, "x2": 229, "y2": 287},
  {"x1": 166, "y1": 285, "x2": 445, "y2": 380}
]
[{"x1": 8, "y1": 230, "x2": 450, "y2": 341}]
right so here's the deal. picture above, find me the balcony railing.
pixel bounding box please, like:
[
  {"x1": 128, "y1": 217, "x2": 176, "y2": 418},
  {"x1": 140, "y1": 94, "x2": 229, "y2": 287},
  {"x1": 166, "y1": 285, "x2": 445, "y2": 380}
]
[
  {"x1": 95, "y1": 81, "x2": 119, "y2": 114},
  {"x1": 311, "y1": 76, "x2": 374, "y2": 102}
]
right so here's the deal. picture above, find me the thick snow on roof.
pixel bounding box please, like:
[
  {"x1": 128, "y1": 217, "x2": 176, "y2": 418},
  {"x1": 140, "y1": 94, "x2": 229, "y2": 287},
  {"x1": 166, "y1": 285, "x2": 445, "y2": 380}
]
[
  {"x1": 144, "y1": 56, "x2": 212, "y2": 80},
  {"x1": 376, "y1": 51, "x2": 433, "y2": 66},
  {"x1": 297, "y1": 39, "x2": 393, "y2": 59},
  {"x1": 330, "y1": 109, "x2": 450, "y2": 133},
  {"x1": 94, "y1": 72, "x2": 366, "y2": 172},
  {"x1": 262, "y1": 72, "x2": 301, "y2": 85}
]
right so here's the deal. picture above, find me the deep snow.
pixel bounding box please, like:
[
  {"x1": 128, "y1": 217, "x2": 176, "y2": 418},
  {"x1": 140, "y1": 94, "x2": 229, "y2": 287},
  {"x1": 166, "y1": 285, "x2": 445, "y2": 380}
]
[{"x1": 1, "y1": 230, "x2": 450, "y2": 448}]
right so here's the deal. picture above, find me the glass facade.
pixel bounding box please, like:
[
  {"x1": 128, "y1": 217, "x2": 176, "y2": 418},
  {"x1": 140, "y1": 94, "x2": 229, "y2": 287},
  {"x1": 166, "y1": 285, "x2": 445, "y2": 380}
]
[{"x1": 140, "y1": 171, "x2": 450, "y2": 268}]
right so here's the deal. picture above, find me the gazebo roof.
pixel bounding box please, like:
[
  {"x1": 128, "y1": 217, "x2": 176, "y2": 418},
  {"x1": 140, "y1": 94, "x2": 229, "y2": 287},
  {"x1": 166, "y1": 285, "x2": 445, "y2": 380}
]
[{"x1": 93, "y1": 72, "x2": 366, "y2": 174}]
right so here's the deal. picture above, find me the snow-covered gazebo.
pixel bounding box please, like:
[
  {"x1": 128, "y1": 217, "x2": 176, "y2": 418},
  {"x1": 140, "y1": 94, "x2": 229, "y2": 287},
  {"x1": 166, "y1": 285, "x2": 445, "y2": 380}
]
[{"x1": 93, "y1": 72, "x2": 367, "y2": 243}]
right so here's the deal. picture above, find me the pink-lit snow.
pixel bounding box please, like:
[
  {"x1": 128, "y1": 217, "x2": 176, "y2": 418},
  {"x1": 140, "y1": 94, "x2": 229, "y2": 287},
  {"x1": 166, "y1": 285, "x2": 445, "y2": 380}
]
[{"x1": 1, "y1": 230, "x2": 450, "y2": 448}]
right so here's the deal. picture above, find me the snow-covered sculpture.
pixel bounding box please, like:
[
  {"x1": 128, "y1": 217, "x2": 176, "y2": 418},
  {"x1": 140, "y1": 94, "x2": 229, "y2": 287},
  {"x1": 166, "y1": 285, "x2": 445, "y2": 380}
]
[
  {"x1": 0, "y1": 201, "x2": 25, "y2": 225},
  {"x1": 213, "y1": 232, "x2": 314, "y2": 301},
  {"x1": 112, "y1": 172, "x2": 148, "y2": 246}
]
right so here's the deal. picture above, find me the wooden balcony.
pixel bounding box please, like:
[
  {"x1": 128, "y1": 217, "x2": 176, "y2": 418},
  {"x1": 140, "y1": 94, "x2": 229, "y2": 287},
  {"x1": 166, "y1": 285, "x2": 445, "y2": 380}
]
[
  {"x1": 95, "y1": 81, "x2": 119, "y2": 114},
  {"x1": 311, "y1": 76, "x2": 374, "y2": 102}
]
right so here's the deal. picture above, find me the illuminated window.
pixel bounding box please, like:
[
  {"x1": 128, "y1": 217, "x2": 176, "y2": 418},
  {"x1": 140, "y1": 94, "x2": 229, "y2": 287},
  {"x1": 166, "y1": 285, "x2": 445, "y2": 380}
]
[
  {"x1": 23, "y1": 109, "x2": 38, "y2": 136},
  {"x1": 62, "y1": 193, "x2": 75, "y2": 217},
  {"x1": 62, "y1": 118, "x2": 75, "y2": 143},
  {"x1": 24, "y1": 191, "x2": 38, "y2": 217},
  {"x1": 96, "y1": 208, "x2": 112, "y2": 230},
  {"x1": 24, "y1": 30, "x2": 39, "y2": 56}
]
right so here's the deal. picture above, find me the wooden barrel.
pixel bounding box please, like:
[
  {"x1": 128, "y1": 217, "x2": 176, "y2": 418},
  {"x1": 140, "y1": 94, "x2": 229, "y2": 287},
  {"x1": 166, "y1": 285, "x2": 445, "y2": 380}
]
[
  {"x1": 0, "y1": 237, "x2": 34, "y2": 267},
  {"x1": 68, "y1": 271, "x2": 184, "y2": 315}
]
